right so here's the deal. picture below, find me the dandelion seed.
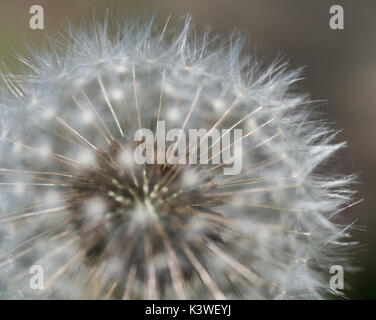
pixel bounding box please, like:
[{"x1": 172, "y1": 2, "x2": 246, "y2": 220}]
[{"x1": 0, "y1": 13, "x2": 357, "y2": 299}]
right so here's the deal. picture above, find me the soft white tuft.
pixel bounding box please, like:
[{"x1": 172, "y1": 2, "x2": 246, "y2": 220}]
[{"x1": 0, "y1": 13, "x2": 357, "y2": 299}]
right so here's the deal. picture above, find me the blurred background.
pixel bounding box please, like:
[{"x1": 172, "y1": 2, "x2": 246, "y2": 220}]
[{"x1": 0, "y1": 0, "x2": 374, "y2": 299}]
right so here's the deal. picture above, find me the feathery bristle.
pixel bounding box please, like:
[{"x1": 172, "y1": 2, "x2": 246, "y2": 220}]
[{"x1": 0, "y1": 14, "x2": 356, "y2": 299}]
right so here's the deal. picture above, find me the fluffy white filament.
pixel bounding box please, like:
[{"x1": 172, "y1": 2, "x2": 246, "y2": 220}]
[{"x1": 0, "y1": 14, "x2": 356, "y2": 299}]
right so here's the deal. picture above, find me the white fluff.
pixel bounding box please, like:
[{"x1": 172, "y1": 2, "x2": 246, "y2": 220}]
[{"x1": 0, "y1": 13, "x2": 357, "y2": 299}]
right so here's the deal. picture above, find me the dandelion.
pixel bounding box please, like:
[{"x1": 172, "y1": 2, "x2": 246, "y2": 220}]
[{"x1": 0, "y1": 14, "x2": 356, "y2": 299}]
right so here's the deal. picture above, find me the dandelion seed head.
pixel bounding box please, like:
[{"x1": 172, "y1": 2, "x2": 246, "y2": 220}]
[{"x1": 0, "y1": 13, "x2": 357, "y2": 299}]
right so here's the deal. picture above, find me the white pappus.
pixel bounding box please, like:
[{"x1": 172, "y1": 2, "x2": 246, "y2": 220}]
[{"x1": 0, "y1": 13, "x2": 357, "y2": 299}]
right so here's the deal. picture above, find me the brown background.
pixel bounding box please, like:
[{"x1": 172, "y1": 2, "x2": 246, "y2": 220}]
[{"x1": 0, "y1": 0, "x2": 374, "y2": 299}]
